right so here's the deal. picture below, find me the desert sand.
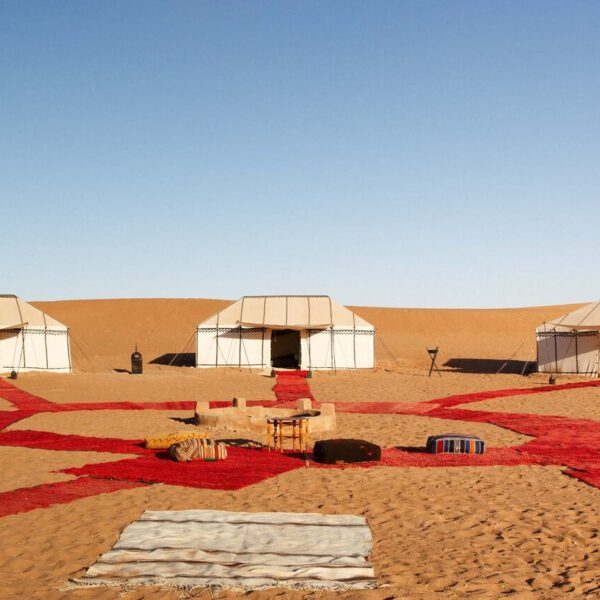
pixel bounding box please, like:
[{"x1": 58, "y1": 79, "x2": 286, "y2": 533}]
[{"x1": 2, "y1": 298, "x2": 600, "y2": 599}]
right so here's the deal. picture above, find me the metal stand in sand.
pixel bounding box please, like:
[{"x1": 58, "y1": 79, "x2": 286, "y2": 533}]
[{"x1": 427, "y1": 346, "x2": 442, "y2": 377}]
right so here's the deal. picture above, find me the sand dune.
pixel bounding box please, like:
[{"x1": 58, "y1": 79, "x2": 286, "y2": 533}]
[
  {"x1": 350, "y1": 302, "x2": 584, "y2": 369},
  {"x1": 33, "y1": 298, "x2": 230, "y2": 373},
  {"x1": 32, "y1": 298, "x2": 583, "y2": 373}
]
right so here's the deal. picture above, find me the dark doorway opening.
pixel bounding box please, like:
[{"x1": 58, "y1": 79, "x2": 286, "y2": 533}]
[{"x1": 271, "y1": 329, "x2": 300, "y2": 369}]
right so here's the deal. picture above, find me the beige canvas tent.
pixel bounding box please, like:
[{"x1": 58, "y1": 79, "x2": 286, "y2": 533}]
[
  {"x1": 536, "y1": 301, "x2": 600, "y2": 376},
  {"x1": 196, "y1": 295, "x2": 375, "y2": 370},
  {"x1": 0, "y1": 295, "x2": 71, "y2": 374}
]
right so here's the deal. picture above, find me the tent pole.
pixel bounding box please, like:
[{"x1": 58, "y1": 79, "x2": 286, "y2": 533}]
[
  {"x1": 328, "y1": 297, "x2": 335, "y2": 372},
  {"x1": 262, "y1": 297, "x2": 267, "y2": 368},
  {"x1": 376, "y1": 333, "x2": 399, "y2": 368},
  {"x1": 307, "y1": 298, "x2": 312, "y2": 370},
  {"x1": 352, "y1": 312, "x2": 357, "y2": 369},
  {"x1": 10, "y1": 329, "x2": 19, "y2": 371},
  {"x1": 215, "y1": 314, "x2": 219, "y2": 367},
  {"x1": 42, "y1": 310, "x2": 49, "y2": 369},
  {"x1": 68, "y1": 331, "x2": 99, "y2": 371},
  {"x1": 14, "y1": 297, "x2": 26, "y2": 367},
  {"x1": 494, "y1": 335, "x2": 529, "y2": 376},
  {"x1": 67, "y1": 329, "x2": 73, "y2": 372},
  {"x1": 543, "y1": 325, "x2": 551, "y2": 374},
  {"x1": 16, "y1": 335, "x2": 25, "y2": 373},
  {"x1": 168, "y1": 331, "x2": 195, "y2": 367},
  {"x1": 238, "y1": 297, "x2": 246, "y2": 369}
]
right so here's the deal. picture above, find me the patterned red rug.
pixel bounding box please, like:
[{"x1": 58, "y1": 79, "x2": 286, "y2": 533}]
[{"x1": 2, "y1": 374, "x2": 600, "y2": 517}]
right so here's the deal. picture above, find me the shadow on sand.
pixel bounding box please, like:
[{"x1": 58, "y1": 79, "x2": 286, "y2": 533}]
[
  {"x1": 150, "y1": 353, "x2": 196, "y2": 367},
  {"x1": 442, "y1": 358, "x2": 534, "y2": 375},
  {"x1": 170, "y1": 416, "x2": 197, "y2": 425}
]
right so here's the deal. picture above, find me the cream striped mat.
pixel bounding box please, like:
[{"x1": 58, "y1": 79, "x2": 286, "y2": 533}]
[{"x1": 73, "y1": 509, "x2": 377, "y2": 591}]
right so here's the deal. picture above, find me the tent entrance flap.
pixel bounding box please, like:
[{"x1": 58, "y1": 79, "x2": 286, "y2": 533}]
[
  {"x1": 271, "y1": 329, "x2": 301, "y2": 369},
  {"x1": 0, "y1": 323, "x2": 27, "y2": 332}
]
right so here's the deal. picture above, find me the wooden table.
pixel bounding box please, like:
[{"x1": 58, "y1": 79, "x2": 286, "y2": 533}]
[{"x1": 266, "y1": 416, "x2": 310, "y2": 453}]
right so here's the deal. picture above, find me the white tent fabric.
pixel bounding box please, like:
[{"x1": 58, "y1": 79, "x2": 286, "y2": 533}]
[
  {"x1": 536, "y1": 302, "x2": 600, "y2": 376},
  {"x1": 0, "y1": 295, "x2": 71, "y2": 374},
  {"x1": 196, "y1": 296, "x2": 375, "y2": 370},
  {"x1": 544, "y1": 301, "x2": 600, "y2": 331},
  {"x1": 74, "y1": 509, "x2": 377, "y2": 591}
]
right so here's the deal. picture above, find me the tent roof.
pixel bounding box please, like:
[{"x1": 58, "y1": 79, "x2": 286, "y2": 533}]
[
  {"x1": 198, "y1": 295, "x2": 374, "y2": 330},
  {"x1": 0, "y1": 295, "x2": 67, "y2": 331},
  {"x1": 539, "y1": 301, "x2": 600, "y2": 331}
]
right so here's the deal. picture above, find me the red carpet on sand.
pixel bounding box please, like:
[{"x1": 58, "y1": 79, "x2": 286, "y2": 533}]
[
  {"x1": 0, "y1": 477, "x2": 145, "y2": 518},
  {"x1": 63, "y1": 445, "x2": 304, "y2": 490},
  {"x1": 272, "y1": 370, "x2": 314, "y2": 403},
  {"x1": 2, "y1": 374, "x2": 600, "y2": 517}
]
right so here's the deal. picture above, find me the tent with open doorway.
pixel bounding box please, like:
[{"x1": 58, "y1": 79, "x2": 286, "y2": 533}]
[
  {"x1": 0, "y1": 295, "x2": 72, "y2": 374},
  {"x1": 196, "y1": 295, "x2": 375, "y2": 370},
  {"x1": 536, "y1": 301, "x2": 600, "y2": 376}
]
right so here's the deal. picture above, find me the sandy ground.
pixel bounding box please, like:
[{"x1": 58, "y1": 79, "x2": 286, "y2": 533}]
[
  {"x1": 15, "y1": 369, "x2": 276, "y2": 404},
  {"x1": 2, "y1": 461, "x2": 600, "y2": 599},
  {"x1": 0, "y1": 447, "x2": 135, "y2": 493},
  {"x1": 463, "y1": 387, "x2": 600, "y2": 421},
  {"x1": 310, "y1": 369, "x2": 571, "y2": 404},
  {"x1": 0, "y1": 397, "x2": 15, "y2": 411},
  {"x1": 1, "y1": 298, "x2": 600, "y2": 599},
  {"x1": 8, "y1": 405, "x2": 530, "y2": 449}
]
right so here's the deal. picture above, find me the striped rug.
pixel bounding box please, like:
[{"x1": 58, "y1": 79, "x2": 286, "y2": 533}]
[{"x1": 73, "y1": 509, "x2": 377, "y2": 591}]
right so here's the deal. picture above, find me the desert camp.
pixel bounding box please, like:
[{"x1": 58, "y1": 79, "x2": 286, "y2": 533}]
[
  {"x1": 3, "y1": 297, "x2": 600, "y2": 597},
  {"x1": 5, "y1": 2, "x2": 600, "y2": 598}
]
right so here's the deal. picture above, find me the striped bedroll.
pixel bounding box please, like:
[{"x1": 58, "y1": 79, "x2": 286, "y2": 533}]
[
  {"x1": 170, "y1": 439, "x2": 228, "y2": 462},
  {"x1": 426, "y1": 433, "x2": 485, "y2": 454}
]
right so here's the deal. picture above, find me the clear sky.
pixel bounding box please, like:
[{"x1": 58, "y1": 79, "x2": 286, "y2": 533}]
[{"x1": 2, "y1": 1, "x2": 599, "y2": 308}]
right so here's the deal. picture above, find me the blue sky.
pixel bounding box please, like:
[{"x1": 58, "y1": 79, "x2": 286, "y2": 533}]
[{"x1": 2, "y1": 1, "x2": 599, "y2": 307}]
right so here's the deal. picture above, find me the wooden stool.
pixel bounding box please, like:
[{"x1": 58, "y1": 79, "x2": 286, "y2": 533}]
[{"x1": 266, "y1": 417, "x2": 310, "y2": 453}]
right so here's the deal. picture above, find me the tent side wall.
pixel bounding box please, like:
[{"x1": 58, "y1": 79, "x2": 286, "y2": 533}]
[
  {"x1": 0, "y1": 330, "x2": 21, "y2": 373},
  {"x1": 536, "y1": 330, "x2": 599, "y2": 376},
  {"x1": 0, "y1": 327, "x2": 71, "y2": 374},
  {"x1": 354, "y1": 328, "x2": 376, "y2": 368},
  {"x1": 197, "y1": 325, "x2": 375, "y2": 369},
  {"x1": 300, "y1": 328, "x2": 375, "y2": 369},
  {"x1": 196, "y1": 326, "x2": 269, "y2": 368}
]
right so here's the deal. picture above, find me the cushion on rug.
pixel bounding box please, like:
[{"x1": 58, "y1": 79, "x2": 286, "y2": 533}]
[
  {"x1": 313, "y1": 439, "x2": 381, "y2": 464},
  {"x1": 145, "y1": 431, "x2": 207, "y2": 449},
  {"x1": 426, "y1": 433, "x2": 485, "y2": 454},
  {"x1": 170, "y1": 438, "x2": 228, "y2": 462}
]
